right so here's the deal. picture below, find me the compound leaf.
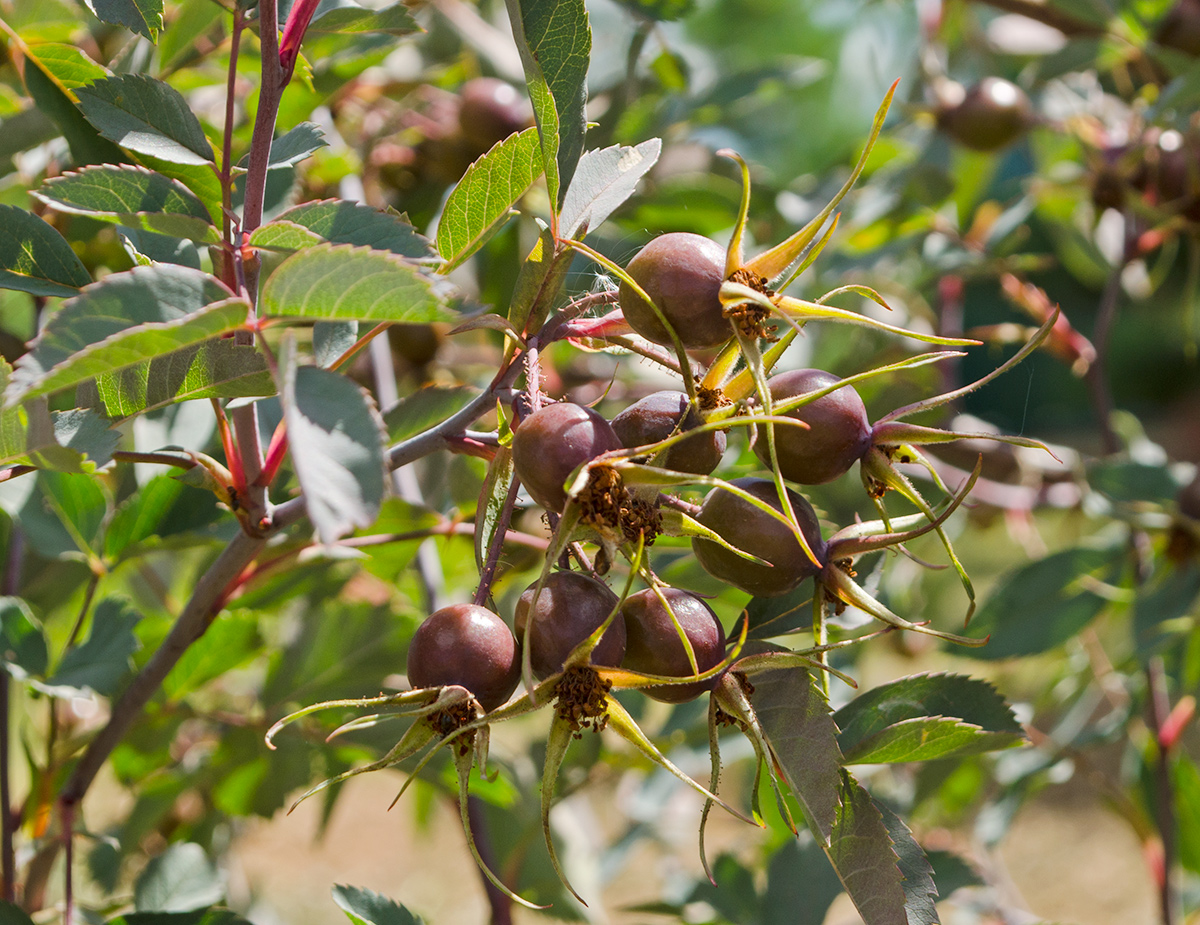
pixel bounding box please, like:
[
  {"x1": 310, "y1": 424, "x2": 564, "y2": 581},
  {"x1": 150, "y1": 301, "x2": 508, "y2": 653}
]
[{"x1": 0, "y1": 205, "x2": 91, "y2": 297}]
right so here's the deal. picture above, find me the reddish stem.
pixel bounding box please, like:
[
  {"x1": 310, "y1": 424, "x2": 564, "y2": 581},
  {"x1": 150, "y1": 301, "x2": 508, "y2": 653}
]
[{"x1": 211, "y1": 398, "x2": 247, "y2": 494}]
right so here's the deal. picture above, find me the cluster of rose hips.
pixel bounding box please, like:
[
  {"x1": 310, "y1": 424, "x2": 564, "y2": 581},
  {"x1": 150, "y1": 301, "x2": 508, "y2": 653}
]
[{"x1": 270, "y1": 95, "x2": 1054, "y2": 906}]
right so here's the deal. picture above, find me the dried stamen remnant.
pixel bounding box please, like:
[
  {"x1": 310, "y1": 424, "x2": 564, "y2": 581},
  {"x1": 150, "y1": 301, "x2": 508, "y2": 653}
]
[{"x1": 554, "y1": 666, "x2": 612, "y2": 735}]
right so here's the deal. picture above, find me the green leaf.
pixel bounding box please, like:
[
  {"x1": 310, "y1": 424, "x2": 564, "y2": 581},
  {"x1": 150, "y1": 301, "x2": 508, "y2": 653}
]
[
  {"x1": 331, "y1": 884, "x2": 423, "y2": 925},
  {"x1": 133, "y1": 842, "x2": 224, "y2": 912},
  {"x1": 0, "y1": 205, "x2": 91, "y2": 298},
  {"x1": 962, "y1": 547, "x2": 1125, "y2": 659},
  {"x1": 506, "y1": 0, "x2": 591, "y2": 210},
  {"x1": 104, "y1": 475, "x2": 185, "y2": 560},
  {"x1": 1089, "y1": 460, "x2": 1180, "y2": 505},
  {"x1": 1176, "y1": 755, "x2": 1200, "y2": 875},
  {"x1": 436, "y1": 127, "x2": 543, "y2": 273},
  {"x1": 260, "y1": 243, "x2": 451, "y2": 323},
  {"x1": 34, "y1": 166, "x2": 218, "y2": 242},
  {"x1": 762, "y1": 836, "x2": 843, "y2": 925},
  {"x1": 34, "y1": 468, "x2": 108, "y2": 554},
  {"x1": 25, "y1": 406, "x2": 120, "y2": 473},
  {"x1": 308, "y1": 2, "x2": 421, "y2": 35},
  {"x1": 383, "y1": 384, "x2": 479, "y2": 442},
  {"x1": 158, "y1": 0, "x2": 225, "y2": 70},
  {"x1": 0, "y1": 597, "x2": 50, "y2": 679},
  {"x1": 108, "y1": 911, "x2": 253, "y2": 925},
  {"x1": 255, "y1": 200, "x2": 432, "y2": 258},
  {"x1": 313, "y1": 321, "x2": 358, "y2": 368},
  {"x1": 279, "y1": 341, "x2": 388, "y2": 545},
  {"x1": 559, "y1": 138, "x2": 661, "y2": 239},
  {"x1": 835, "y1": 673, "x2": 1024, "y2": 764},
  {"x1": 506, "y1": 224, "x2": 569, "y2": 335},
  {"x1": 1134, "y1": 562, "x2": 1200, "y2": 656},
  {"x1": 162, "y1": 611, "x2": 258, "y2": 701},
  {"x1": 117, "y1": 227, "x2": 201, "y2": 270},
  {"x1": 474, "y1": 446, "x2": 514, "y2": 578},
  {"x1": 750, "y1": 665, "x2": 842, "y2": 842},
  {"x1": 43, "y1": 598, "x2": 141, "y2": 697},
  {"x1": 745, "y1": 583, "x2": 814, "y2": 640},
  {"x1": 610, "y1": 0, "x2": 695, "y2": 20},
  {"x1": 0, "y1": 902, "x2": 38, "y2": 925},
  {"x1": 83, "y1": 0, "x2": 164, "y2": 39},
  {"x1": 76, "y1": 74, "x2": 214, "y2": 165},
  {"x1": 79, "y1": 337, "x2": 273, "y2": 422},
  {"x1": 825, "y1": 771, "x2": 907, "y2": 925},
  {"x1": 237, "y1": 122, "x2": 327, "y2": 170},
  {"x1": 874, "y1": 801, "x2": 938, "y2": 925},
  {"x1": 5, "y1": 265, "x2": 247, "y2": 408},
  {"x1": 18, "y1": 43, "x2": 109, "y2": 91}
]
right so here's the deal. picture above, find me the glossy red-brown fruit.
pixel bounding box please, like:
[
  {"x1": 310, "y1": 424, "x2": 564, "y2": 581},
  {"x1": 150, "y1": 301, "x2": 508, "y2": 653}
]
[
  {"x1": 459, "y1": 78, "x2": 534, "y2": 152},
  {"x1": 612, "y1": 390, "x2": 726, "y2": 475},
  {"x1": 512, "y1": 402, "x2": 623, "y2": 512},
  {"x1": 692, "y1": 477, "x2": 825, "y2": 598},
  {"x1": 621, "y1": 588, "x2": 727, "y2": 703},
  {"x1": 936, "y1": 78, "x2": 1033, "y2": 152},
  {"x1": 406, "y1": 604, "x2": 521, "y2": 711},
  {"x1": 618, "y1": 233, "x2": 732, "y2": 350},
  {"x1": 754, "y1": 369, "x2": 872, "y2": 485},
  {"x1": 514, "y1": 571, "x2": 625, "y2": 679}
]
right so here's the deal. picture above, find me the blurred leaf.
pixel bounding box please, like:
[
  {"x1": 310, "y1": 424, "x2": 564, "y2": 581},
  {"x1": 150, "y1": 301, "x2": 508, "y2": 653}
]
[
  {"x1": 104, "y1": 475, "x2": 185, "y2": 560},
  {"x1": 76, "y1": 75, "x2": 214, "y2": 165},
  {"x1": 383, "y1": 384, "x2": 478, "y2": 443},
  {"x1": 237, "y1": 122, "x2": 327, "y2": 169},
  {"x1": 436, "y1": 127, "x2": 543, "y2": 273},
  {"x1": 43, "y1": 598, "x2": 141, "y2": 697},
  {"x1": 109, "y1": 911, "x2": 253, "y2": 925},
  {"x1": 1134, "y1": 562, "x2": 1200, "y2": 656},
  {"x1": 750, "y1": 665, "x2": 841, "y2": 841},
  {"x1": 560, "y1": 138, "x2": 661, "y2": 239},
  {"x1": 80, "y1": 338, "x2": 273, "y2": 422},
  {"x1": 331, "y1": 885, "x2": 423, "y2": 925},
  {"x1": 35, "y1": 468, "x2": 108, "y2": 554},
  {"x1": 961, "y1": 547, "x2": 1125, "y2": 659},
  {"x1": 118, "y1": 227, "x2": 202, "y2": 270},
  {"x1": 763, "y1": 836, "x2": 842, "y2": 925},
  {"x1": 0, "y1": 903, "x2": 38, "y2": 925},
  {"x1": 162, "y1": 611, "x2": 259, "y2": 701},
  {"x1": 1089, "y1": 460, "x2": 1180, "y2": 504},
  {"x1": 133, "y1": 842, "x2": 224, "y2": 912},
  {"x1": 611, "y1": 0, "x2": 695, "y2": 20},
  {"x1": 926, "y1": 850, "x2": 983, "y2": 897},
  {"x1": 474, "y1": 446, "x2": 514, "y2": 577},
  {"x1": 0, "y1": 205, "x2": 92, "y2": 297},
  {"x1": 34, "y1": 166, "x2": 218, "y2": 242},
  {"x1": 836, "y1": 673, "x2": 1024, "y2": 764},
  {"x1": 0, "y1": 597, "x2": 49, "y2": 679},
  {"x1": 314, "y1": 321, "x2": 359, "y2": 368},
  {"x1": 506, "y1": 0, "x2": 590, "y2": 209},
  {"x1": 280, "y1": 342, "x2": 387, "y2": 544},
  {"x1": 260, "y1": 243, "x2": 451, "y2": 322},
  {"x1": 824, "y1": 771, "x2": 907, "y2": 925},
  {"x1": 688, "y1": 853, "x2": 761, "y2": 925},
  {"x1": 83, "y1": 0, "x2": 163, "y2": 38},
  {"x1": 26, "y1": 406, "x2": 120, "y2": 473},
  {"x1": 308, "y1": 2, "x2": 420, "y2": 35},
  {"x1": 745, "y1": 582, "x2": 814, "y2": 640},
  {"x1": 158, "y1": 0, "x2": 225, "y2": 70},
  {"x1": 874, "y1": 800, "x2": 938, "y2": 925},
  {"x1": 5, "y1": 265, "x2": 247, "y2": 407},
  {"x1": 1176, "y1": 755, "x2": 1200, "y2": 875}
]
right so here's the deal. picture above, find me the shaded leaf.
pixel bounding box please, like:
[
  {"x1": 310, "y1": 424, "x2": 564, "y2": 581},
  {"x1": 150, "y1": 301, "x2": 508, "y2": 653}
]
[
  {"x1": 104, "y1": 475, "x2": 186, "y2": 559},
  {"x1": 332, "y1": 884, "x2": 423, "y2": 925},
  {"x1": 962, "y1": 547, "x2": 1125, "y2": 658},
  {"x1": 611, "y1": 0, "x2": 695, "y2": 20},
  {"x1": 5, "y1": 265, "x2": 247, "y2": 407},
  {"x1": 158, "y1": 0, "x2": 225, "y2": 70},
  {"x1": 383, "y1": 384, "x2": 479, "y2": 442},
  {"x1": 314, "y1": 321, "x2": 359, "y2": 368},
  {"x1": 560, "y1": 138, "x2": 661, "y2": 239},
  {"x1": 750, "y1": 664, "x2": 842, "y2": 841},
  {"x1": 255, "y1": 200, "x2": 431, "y2": 257},
  {"x1": 133, "y1": 842, "x2": 223, "y2": 912},
  {"x1": 84, "y1": 0, "x2": 164, "y2": 38},
  {"x1": 835, "y1": 673, "x2": 1024, "y2": 764},
  {"x1": 34, "y1": 166, "x2": 218, "y2": 242},
  {"x1": 280, "y1": 341, "x2": 388, "y2": 544},
  {"x1": 762, "y1": 835, "x2": 843, "y2": 925},
  {"x1": 26, "y1": 406, "x2": 120, "y2": 473},
  {"x1": 118, "y1": 227, "x2": 201, "y2": 270},
  {"x1": 76, "y1": 74, "x2": 214, "y2": 165},
  {"x1": 162, "y1": 611, "x2": 259, "y2": 701},
  {"x1": 43, "y1": 598, "x2": 141, "y2": 697},
  {"x1": 825, "y1": 771, "x2": 907, "y2": 925},
  {"x1": 0, "y1": 903, "x2": 38, "y2": 925},
  {"x1": 237, "y1": 122, "x2": 327, "y2": 170},
  {"x1": 0, "y1": 597, "x2": 49, "y2": 679},
  {"x1": 308, "y1": 2, "x2": 421, "y2": 35},
  {"x1": 926, "y1": 850, "x2": 983, "y2": 897},
  {"x1": 109, "y1": 912, "x2": 252, "y2": 925},
  {"x1": 745, "y1": 583, "x2": 814, "y2": 640},
  {"x1": 1134, "y1": 562, "x2": 1200, "y2": 657},
  {"x1": 260, "y1": 243, "x2": 451, "y2": 323},
  {"x1": 436, "y1": 127, "x2": 543, "y2": 273},
  {"x1": 79, "y1": 337, "x2": 273, "y2": 422},
  {"x1": 0, "y1": 206, "x2": 91, "y2": 297},
  {"x1": 474, "y1": 446, "x2": 515, "y2": 577},
  {"x1": 874, "y1": 800, "x2": 939, "y2": 925},
  {"x1": 507, "y1": 225, "x2": 569, "y2": 335}
]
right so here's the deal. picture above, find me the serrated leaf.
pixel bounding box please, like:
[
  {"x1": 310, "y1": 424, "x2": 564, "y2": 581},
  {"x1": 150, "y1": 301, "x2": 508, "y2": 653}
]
[
  {"x1": 874, "y1": 801, "x2": 939, "y2": 925},
  {"x1": 34, "y1": 166, "x2": 217, "y2": 242},
  {"x1": 0, "y1": 205, "x2": 91, "y2": 297},
  {"x1": 133, "y1": 842, "x2": 223, "y2": 912},
  {"x1": 260, "y1": 243, "x2": 450, "y2": 323},
  {"x1": 962, "y1": 547, "x2": 1124, "y2": 658},
  {"x1": 436, "y1": 127, "x2": 542, "y2": 273},
  {"x1": 79, "y1": 337, "x2": 273, "y2": 422},
  {"x1": 825, "y1": 771, "x2": 908, "y2": 925},
  {"x1": 560, "y1": 138, "x2": 661, "y2": 239},
  {"x1": 20, "y1": 43, "x2": 109, "y2": 90},
  {"x1": 6, "y1": 265, "x2": 247, "y2": 408},
  {"x1": 237, "y1": 122, "x2": 327, "y2": 170},
  {"x1": 308, "y1": 2, "x2": 420, "y2": 35},
  {"x1": 383, "y1": 384, "x2": 478, "y2": 442},
  {"x1": 76, "y1": 74, "x2": 214, "y2": 165},
  {"x1": 331, "y1": 884, "x2": 423, "y2": 925},
  {"x1": 84, "y1": 0, "x2": 164, "y2": 39},
  {"x1": 0, "y1": 597, "x2": 49, "y2": 679},
  {"x1": 749, "y1": 665, "x2": 842, "y2": 842},
  {"x1": 246, "y1": 221, "x2": 324, "y2": 252},
  {"x1": 43, "y1": 598, "x2": 141, "y2": 697},
  {"x1": 835, "y1": 673, "x2": 1024, "y2": 764},
  {"x1": 506, "y1": 0, "x2": 590, "y2": 210},
  {"x1": 256, "y1": 200, "x2": 432, "y2": 257},
  {"x1": 279, "y1": 341, "x2": 388, "y2": 544},
  {"x1": 162, "y1": 611, "x2": 258, "y2": 701}
]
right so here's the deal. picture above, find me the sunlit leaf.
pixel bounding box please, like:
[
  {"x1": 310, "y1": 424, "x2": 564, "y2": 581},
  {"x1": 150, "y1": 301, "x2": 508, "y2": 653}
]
[
  {"x1": 255, "y1": 200, "x2": 432, "y2": 258},
  {"x1": 308, "y1": 2, "x2": 421, "y2": 35},
  {"x1": 332, "y1": 884, "x2": 423, "y2": 925},
  {"x1": 559, "y1": 138, "x2": 661, "y2": 239},
  {"x1": 237, "y1": 122, "x2": 327, "y2": 170},
  {"x1": 76, "y1": 74, "x2": 214, "y2": 165}
]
